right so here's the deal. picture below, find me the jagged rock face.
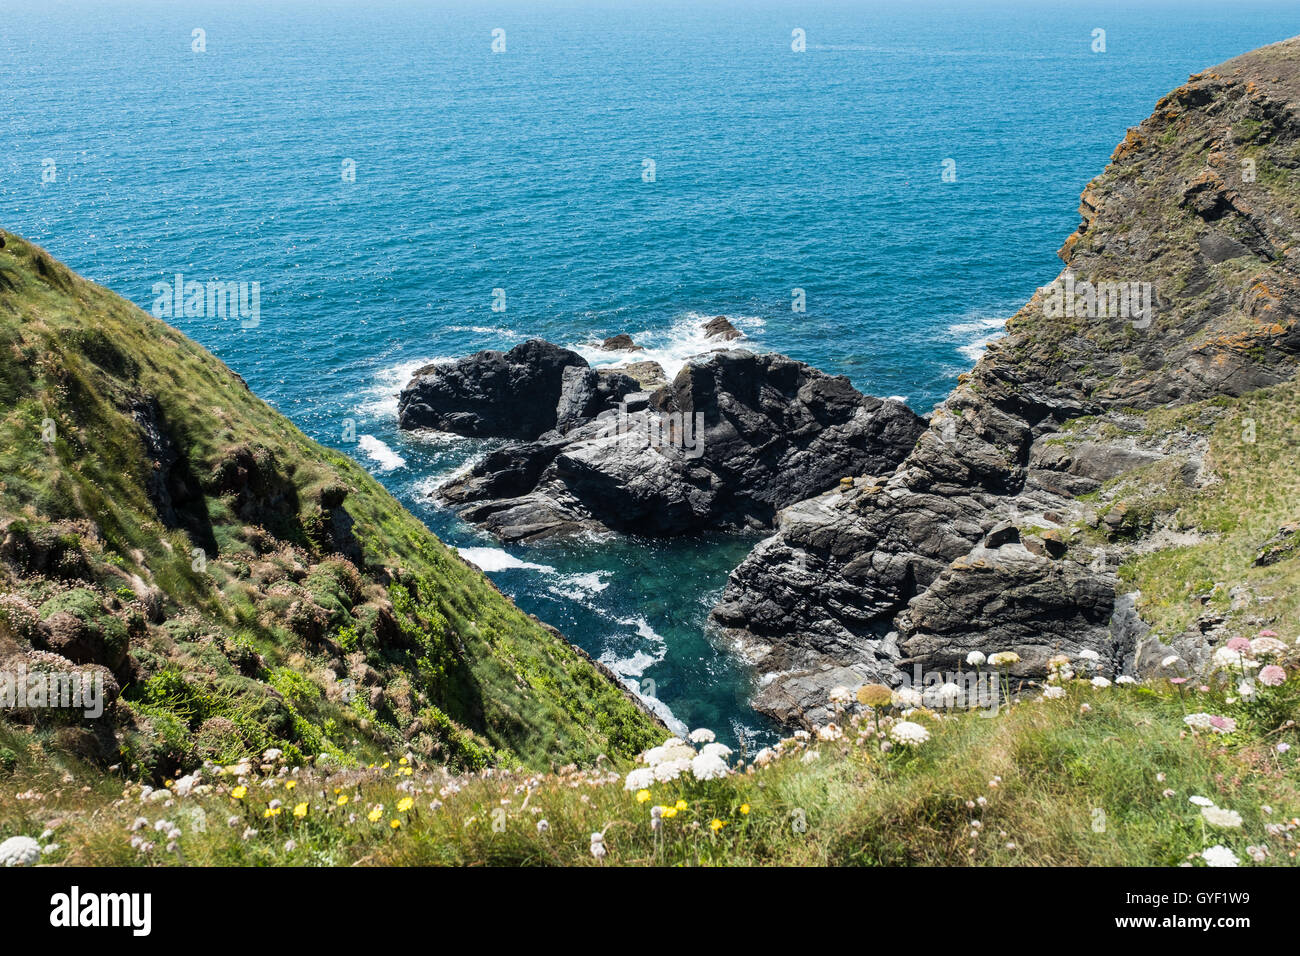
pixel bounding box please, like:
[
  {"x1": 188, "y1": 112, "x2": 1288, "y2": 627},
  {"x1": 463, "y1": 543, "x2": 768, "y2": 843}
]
[
  {"x1": 713, "y1": 39, "x2": 1300, "y2": 728},
  {"x1": 438, "y1": 349, "x2": 926, "y2": 541},
  {"x1": 397, "y1": 340, "x2": 591, "y2": 439}
]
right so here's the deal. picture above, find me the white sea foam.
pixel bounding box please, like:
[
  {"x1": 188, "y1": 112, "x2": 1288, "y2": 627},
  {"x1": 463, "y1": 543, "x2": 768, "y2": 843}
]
[
  {"x1": 549, "y1": 570, "x2": 610, "y2": 602},
  {"x1": 455, "y1": 546, "x2": 556, "y2": 574},
  {"x1": 357, "y1": 434, "x2": 406, "y2": 472},
  {"x1": 355, "y1": 356, "x2": 448, "y2": 420},
  {"x1": 948, "y1": 315, "x2": 1007, "y2": 363},
  {"x1": 571, "y1": 311, "x2": 766, "y2": 380}
]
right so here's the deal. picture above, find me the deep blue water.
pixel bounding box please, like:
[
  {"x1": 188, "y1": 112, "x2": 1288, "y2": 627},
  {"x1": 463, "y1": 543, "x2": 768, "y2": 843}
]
[{"x1": 3, "y1": 0, "x2": 1297, "y2": 747}]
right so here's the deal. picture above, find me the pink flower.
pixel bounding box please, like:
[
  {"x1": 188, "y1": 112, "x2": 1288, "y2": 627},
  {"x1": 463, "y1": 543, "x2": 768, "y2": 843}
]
[
  {"x1": 1226, "y1": 637, "x2": 1252, "y2": 652},
  {"x1": 1259, "y1": 665, "x2": 1287, "y2": 687},
  {"x1": 1208, "y1": 715, "x2": 1237, "y2": 733},
  {"x1": 1170, "y1": 677, "x2": 1189, "y2": 685},
  {"x1": 1259, "y1": 630, "x2": 1279, "y2": 638}
]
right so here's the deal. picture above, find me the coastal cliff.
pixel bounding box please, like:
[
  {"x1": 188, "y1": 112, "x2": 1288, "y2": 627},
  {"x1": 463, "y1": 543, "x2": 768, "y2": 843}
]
[
  {"x1": 0, "y1": 232, "x2": 663, "y2": 780},
  {"x1": 713, "y1": 38, "x2": 1300, "y2": 727}
]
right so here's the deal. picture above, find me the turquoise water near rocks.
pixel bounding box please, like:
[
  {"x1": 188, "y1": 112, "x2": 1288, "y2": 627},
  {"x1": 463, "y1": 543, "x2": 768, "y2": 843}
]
[{"x1": 3, "y1": 0, "x2": 1297, "y2": 747}]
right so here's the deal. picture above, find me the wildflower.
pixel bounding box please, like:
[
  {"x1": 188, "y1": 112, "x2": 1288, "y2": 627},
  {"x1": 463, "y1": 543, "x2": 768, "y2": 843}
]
[
  {"x1": 367, "y1": 807, "x2": 384, "y2": 823},
  {"x1": 1208, "y1": 715, "x2": 1237, "y2": 734},
  {"x1": 801, "y1": 750, "x2": 820, "y2": 763},
  {"x1": 1116, "y1": 675, "x2": 1136, "y2": 685},
  {"x1": 1041, "y1": 686, "x2": 1065, "y2": 700},
  {"x1": 966, "y1": 651, "x2": 986, "y2": 667},
  {"x1": 1079, "y1": 703, "x2": 1091, "y2": 713},
  {"x1": 636, "y1": 789, "x2": 651, "y2": 804},
  {"x1": 536, "y1": 819, "x2": 549, "y2": 834},
  {"x1": 283, "y1": 839, "x2": 297, "y2": 852},
  {"x1": 1201, "y1": 806, "x2": 1243, "y2": 828},
  {"x1": 661, "y1": 806, "x2": 679, "y2": 819},
  {"x1": 268, "y1": 799, "x2": 281, "y2": 811},
  {"x1": 589, "y1": 832, "x2": 606, "y2": 861},
  {"x1": 1212, "y1": 646, "x2": 1258, "y2": 670},
  {"x1": 691, "y1": 752, "x2": 730, "y2": 780},
  {"x1": 1259, "y1": 665, "x2": 1286, "y2": 687},
  {"x1": 688, "y1": 728, "x2": 716, "y2": 744},
  {"x1": 652, "y1": 758, "x2": 691, "y2": 783},
  {"x1": 1183, "y1": 713, "x2": 1215, "y2": 730},
  {"x1": 1246, "y1": 845, "x2": 1270, "y2": 863},
  {"x1": 816, "y1": 723, "x2": 843, "y2": 742},
  {"x1": 397, "y1": 797, "x2": 415, "y2": 813},
  {"x1": 1161, "y1": 789, "x2": 1176, "y2": 798},
  {"x1": 709, "y1": 819, "x2": 726, "y2": 832},
  {"x1": 1251, "y1": 637, "x2": 1288, "y2": 657},
  {"x1": 390, "y1": 819, "x2": 401, "y2": 830},
  {"x1": 336, "y1": 795, "x2": 349, "y2": 806},
  {"x1": 1091, "y1": 676, "x2": 1111, "y2": 688},
  {"x1": 262, "y1": 748, "x2": 282, "y2": 762},
  {"x1": 1226, "y1": 637, "x2": 1251, "y2": 652},
  {"x1": 1201, "y1": 845, "x2": 1239, "y2": 868},
  {"x1": 1078, "y1": 649, "x2": 1101, "y2": 662},
  {"x1": 263, "y1": 807, "x2": 281, "y2": 819},
  {"x1": 857, "y1": 684, "x2": 893, "y2": 707},
  {"x1": 1160, "y1": 655, "x2": 1181, "y2": 668},
  {"x1": 1189, "y1": 796, "x2": 1215, "y2": 807},
  {"x1": 699, "y1": 742, "x2": 733, "y2": 760},
  {"x1": 988, "y1": 652, "x2": 1020, "y2": 667},
  {"x1": 293, "y1": 802, "x2": 308, "y2": 819},
  {"x1": 739, "y1": 804, "x2": 750, "y2": 815},
  {"x1": 231, "y1": 786, "x2": 247, "y2": 800},
  {"x1": 283, "y1": 780, "x2": 296, "y2": 791},
  {"x1": 891, "y1": 687, "x2": 923, "y2": 709},
  {"x1": 889, "y1": 721, "x2": 931, "y2": 747},
  {"x1": 1278, "y1": 743, "x2": 1291, "y2": 754},
  {"x1": 130, "y1": 817, "x2": 149, "y2": 832}
]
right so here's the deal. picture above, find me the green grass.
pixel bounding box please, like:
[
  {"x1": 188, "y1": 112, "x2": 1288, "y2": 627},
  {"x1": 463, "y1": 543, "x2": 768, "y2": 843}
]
[
  {"x1": 0, "y1": 230, "x2": 660, "y2": 780},
  {"x1": 1119, "y1": 379, "x2": 1300, "y2": 641},
  {"x1": 2, "y1": 672, "x2": 1296, "y2": 866}
]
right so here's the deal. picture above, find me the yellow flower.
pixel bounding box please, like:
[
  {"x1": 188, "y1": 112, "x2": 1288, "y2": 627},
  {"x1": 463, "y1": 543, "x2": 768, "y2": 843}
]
[
  {"x1": 674, "y1": 800, "x2": 688, "y2": 811},
  {"x1": 336, "y1": 795, "x2": 349, "y2": 806},
  {"x1": 263, "y1": 807, "x2": 281, "y2": 818},
  {"x1": 739, "y1": 804, "x2": 750, "y2": 815},
  {"x1": 390, "y1": 819, "x2": 402, "y2": 830},
  {"x1": 231, "y1": 786, "x2": 247, "y2": 800},
  {"x1": 397, "y1": 797, "x2": 414, "y2": 813},
  {"x1": 636, "y1": 789, "x2": 651, "y2": 803},
  {"x1": 709, "y1": 818, "x2": 726, "y2": 832},
  {"x1": 284, "y1": 781, "x2": 296, "y2": 791},
  {"x1": 662, "y1": 807, "x2": 679, "y2": 819},
  {"x1": 293, "y1": 802, "x2": 308, "y2": 819},
  {"x1": 381, "y1": 761, "x2": 391, "y2": 770},
  {"x1": 399, "y1": 757, "x2": 409, "y2": 766},
  {"x1": 368, "y1": 807, "x2": 384, "y2": 823}
]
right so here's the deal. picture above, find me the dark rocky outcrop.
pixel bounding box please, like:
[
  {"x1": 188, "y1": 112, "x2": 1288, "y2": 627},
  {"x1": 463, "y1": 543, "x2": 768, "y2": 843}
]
[
  {"x1": 601, "y1": 333, "x2": 643, "y2": 351},
  {"x1": 397, "y1": 340, "x2": 590, "y2": 439},
  {"x1": 712, "y1": 40, "x2": 1300, "y2": 728},
  {"x1": 702, "y1": 315, "x2": 744, "y2": 341},
  {"x1": 430, "y1": 348, "x2": 925, "y2": 541}
]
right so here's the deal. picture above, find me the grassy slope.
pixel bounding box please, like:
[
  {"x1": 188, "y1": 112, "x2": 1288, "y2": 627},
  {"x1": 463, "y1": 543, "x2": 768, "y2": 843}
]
[
  {"x1": 0, "y1": 232, "x2": 660, "y2": 778},
  {"x1": 3, "y1": 670, "x2": 1296, "y2": 866}
]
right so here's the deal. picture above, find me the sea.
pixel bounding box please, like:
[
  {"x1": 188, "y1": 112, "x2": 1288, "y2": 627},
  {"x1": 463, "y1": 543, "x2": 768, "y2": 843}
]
[{"x1": 3, "y1": 0, "x2": 1296, "y2": 748}]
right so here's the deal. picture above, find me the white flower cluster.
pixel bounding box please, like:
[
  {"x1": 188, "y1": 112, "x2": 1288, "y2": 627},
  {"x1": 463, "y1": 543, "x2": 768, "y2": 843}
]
[
  {"x1": 888, "y1": 721, "x2": 931, "y2": 747},
  {"x1": 627, "y1": 731, "x2": 735, "y2": 789}
]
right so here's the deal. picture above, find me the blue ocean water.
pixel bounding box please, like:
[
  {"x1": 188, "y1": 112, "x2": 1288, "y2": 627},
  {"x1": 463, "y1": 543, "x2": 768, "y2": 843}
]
[{"x1": 3, "y1": 0, "x2": 1297, "y2": 747}]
